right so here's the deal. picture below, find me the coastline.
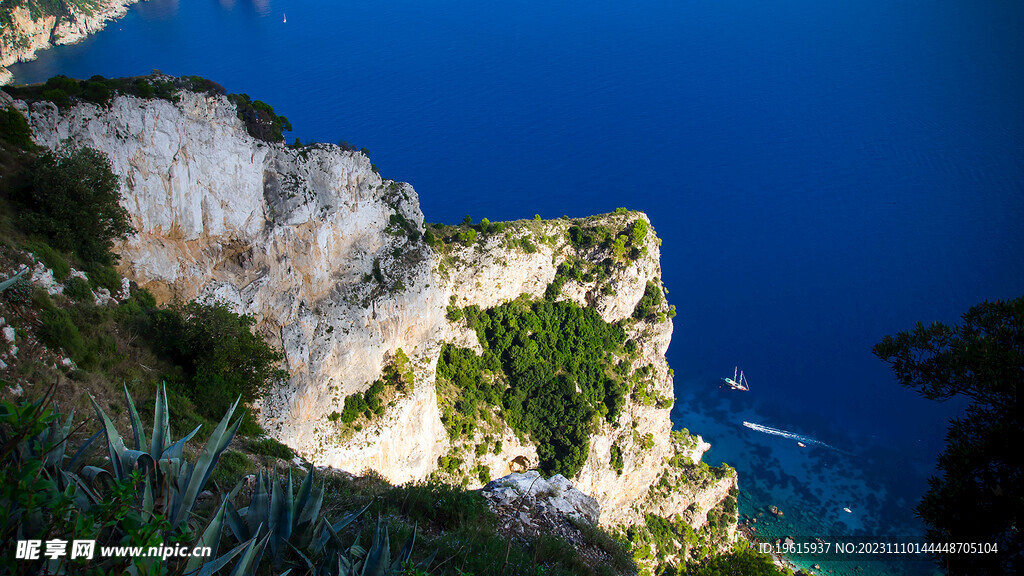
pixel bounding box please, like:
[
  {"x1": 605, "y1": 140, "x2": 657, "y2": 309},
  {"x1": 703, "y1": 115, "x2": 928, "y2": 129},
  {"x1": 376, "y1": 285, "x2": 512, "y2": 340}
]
[{"x1": 0, "y1": 0, "x2": 143, "y2": 85}]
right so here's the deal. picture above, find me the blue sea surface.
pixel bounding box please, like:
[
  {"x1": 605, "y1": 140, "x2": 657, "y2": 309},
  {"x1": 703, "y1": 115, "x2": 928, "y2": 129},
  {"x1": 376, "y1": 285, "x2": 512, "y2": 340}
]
[{"x1": 10, "y1": 1, "x2": 1024, "y2": 573}]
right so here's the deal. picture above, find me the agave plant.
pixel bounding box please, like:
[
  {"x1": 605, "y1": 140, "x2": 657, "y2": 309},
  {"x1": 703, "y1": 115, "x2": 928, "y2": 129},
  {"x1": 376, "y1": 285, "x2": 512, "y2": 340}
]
[
  {"x1": 0, "y1": 268, "x2": 27, "y2": 292},
  {"x1": 223, "y1": 466, "x2": 436, "y2": 575},
  {"x1": 315, "y1": 515, "x2": 435, "y2": 576},
  {"x1": 224, "y1": 466, "x2": 369, "y2": 571},
  {"x1": 87, "y1": 383, "x2": 241, "y2": 529}
]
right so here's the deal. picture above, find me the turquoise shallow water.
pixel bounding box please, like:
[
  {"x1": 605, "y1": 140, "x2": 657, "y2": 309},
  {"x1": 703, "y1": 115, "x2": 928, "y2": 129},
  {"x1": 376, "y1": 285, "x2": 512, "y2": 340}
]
[
  {"x1": 9, "y1": 1, "x2": 1024, "y2": 572},
  {"x1": 676, "y1": 385, "x2": 944, "y2": 575}
]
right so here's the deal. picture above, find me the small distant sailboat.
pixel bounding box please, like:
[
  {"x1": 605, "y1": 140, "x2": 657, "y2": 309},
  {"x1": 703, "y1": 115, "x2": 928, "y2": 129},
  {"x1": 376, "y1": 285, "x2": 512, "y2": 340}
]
[{"x1": 721, "y1": 366, "x2": 750, "y2": 391}]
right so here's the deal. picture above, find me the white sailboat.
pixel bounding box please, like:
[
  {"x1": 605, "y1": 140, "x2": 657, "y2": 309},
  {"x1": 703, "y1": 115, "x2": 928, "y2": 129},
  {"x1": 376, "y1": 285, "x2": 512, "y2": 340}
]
[{"x1": 721, "y1": 366, "x2": 750, "y2": 391}]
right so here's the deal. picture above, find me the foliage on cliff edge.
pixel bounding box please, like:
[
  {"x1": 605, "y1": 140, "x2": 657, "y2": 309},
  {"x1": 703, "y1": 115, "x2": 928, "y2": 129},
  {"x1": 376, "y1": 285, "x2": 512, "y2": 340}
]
[{"x1": 875, "y1": 295, "x2": 1023, "y2": 574}]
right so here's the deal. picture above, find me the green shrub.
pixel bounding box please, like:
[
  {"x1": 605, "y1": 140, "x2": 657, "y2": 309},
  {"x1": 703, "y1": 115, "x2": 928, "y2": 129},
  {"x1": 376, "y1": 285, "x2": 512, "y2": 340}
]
[
  {"x1": 84, "y1": 261, "x2": 121, "y2": 292},
  {"x1": 458, "y1": 228, "x2": 478, "y2": 245},
  {"x1": 148, "y1": 299, "x2": 286, "y2": 421},
  {"x1": 15, "y1": 146, "x2": 134, "y2": 265},
  {"x1": 227, "y1": 93, "x2": 292, "y2": 142},
  {"x1": 62, "y1": 276, "x2": 91, "y2": 301},
  {"x1": 340, "y1": 393, "x2": 368, "y2": 423},
  {"x1": 610, "y1": 444, "x2": 624, "y2": 475},
  {"x1": 24, "y1": 241, "x2": 69, "y2": 280},
  {"x1": 248, "y1": 437, "x2": 294, "y2": 460},
  {"x1": 629, "y1": 220, "x2": 646, "y2": 245},
  {"x1": 211, "y1": 449, "x2": 253, "y2": 487},
  {"x1": 37, "y1": 308, "x2": 85, "y2": 359},
  {"x1": 40, "y1": 88, "x2": 70, "y2": 109},
  {"x1": 438, "y1": 296, "x2": 628, "y2": 477},
  {"x1": 0, "y1": 105, "x2": 35, "y2": 151},
  {"x1": 633, "y1": 281, "x2": 664, "y2": 320},
  {"x1": 81, "y1": 78, "x2": 113, "y2": 106}
]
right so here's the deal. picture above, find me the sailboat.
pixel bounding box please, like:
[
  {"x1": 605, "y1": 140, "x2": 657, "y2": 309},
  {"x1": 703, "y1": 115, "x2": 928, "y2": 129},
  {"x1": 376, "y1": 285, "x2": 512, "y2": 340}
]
[{"x1": 721, "y1": 366, "x2": 750, "y2": 391}]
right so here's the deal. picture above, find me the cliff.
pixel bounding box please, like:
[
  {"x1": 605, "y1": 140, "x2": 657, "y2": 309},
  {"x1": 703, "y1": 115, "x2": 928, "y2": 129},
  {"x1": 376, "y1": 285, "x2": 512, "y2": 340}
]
[
  {"x1": 0, "y1": 0, "x2": 142, "y2": 84},
  {"x1": 14, "y1": 82, "x2": 736, "y2": 542}
]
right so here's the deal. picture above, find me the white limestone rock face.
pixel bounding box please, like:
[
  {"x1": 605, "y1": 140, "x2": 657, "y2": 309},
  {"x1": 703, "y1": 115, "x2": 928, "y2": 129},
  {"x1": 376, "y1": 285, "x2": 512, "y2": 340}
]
[
  {"x1": 483, "y1": 471, "x2": 600, "y2": 526},
  {"x1": 26, "y1": 90, "x2": 448, "y2": 483}
]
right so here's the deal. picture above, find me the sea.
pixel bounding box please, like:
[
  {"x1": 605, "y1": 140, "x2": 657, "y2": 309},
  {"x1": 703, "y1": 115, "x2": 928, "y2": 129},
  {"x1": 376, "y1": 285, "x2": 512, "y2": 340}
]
[{"x1": 9, "y1": 1, "x2": 1023, "y2": 574}]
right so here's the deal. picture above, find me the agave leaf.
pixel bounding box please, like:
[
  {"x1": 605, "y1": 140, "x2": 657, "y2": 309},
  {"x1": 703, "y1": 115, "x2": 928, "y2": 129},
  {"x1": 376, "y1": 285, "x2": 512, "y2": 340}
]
[
  {"x1": 151, "y1": 384, "x2": 170, "y2": 459},
  {"x1": 0, "y1": 268, "x2": 27, "y2": 292},
  {"x1": 225, "y1": 528, "x2": 269, "y2": 576},
  {"x1": 61, "y1": 470, "x2": 101, "y2": 507},
  {"x1": 80, "y1": 464, "x2": 114, "y2": 493},
  {"x1": 162, "y1": 423, "x2": 202, "y2": 461},
  {"x1": 138, "y1": 476, "x2": 152, "y2": 516},
  {"x1": 122, "y1": 449, "x2": 156, "y2": 478},
  {"x1": 360, "y1": 516, "x2": 390, "y2": 576},
  {"x1": 390, "y1": 524, "x2": 416, "y2": 571},
  {"x1": 415, "y1": 549, "x2": 438, "y2": 571},
  {"x1": 191, "y1": 534, "x2": 257, "y2": 576},
  {"x1": 42, "y1": 406, "x2": 73, "y2": 469},
  {"x1": 170, "y1": 396, "x2": 242, "y2": 529},
  {"x1": 307, "y1": 517, "x2": 328, "y2": 556},
  {"x1": 124, "y1": 384, "x2": 148, "y2": 452},
  {"x1": 285, "y1": 469, "x2": 296, "y2": 529},
  {"x1": 89, "y1": 394, "x2": 127, "y2": 480},
  {"x1": 185, "y1": 497, "x2": 230, "y2": 574},
  {"x1": 225, "y1": 499, "x2": 250, "y2": 542},
  {"x1": 269, "y1": 468, "x2": 284, "y2": 537},
  {"x1": 270, "y1": 469, "x2": 294, "y2": 561},
  {"x1": 285, "y1": 539, "x2": 314, "y2": 572},
  {"x1": 157, "y1": 456, "x2": 182, "y2": 509},
  {"x1": 228, "y1": 476, "x2": 246, "y2": 502},
  {"x1": 246, "y1": 470, "x2": 268, "y2": 539},
  {"x1": 66, "y1": 429, "x2": 102, "y2": 472},
  {"x1": 170, "y1": 459, "x2": 196, "y2": 520},
  {"x1": 332, "y1": 501, "x2": 373, "y2": 534},
  {"x1": 295, "y1": 469, "x2": 324, "y2": 535}
]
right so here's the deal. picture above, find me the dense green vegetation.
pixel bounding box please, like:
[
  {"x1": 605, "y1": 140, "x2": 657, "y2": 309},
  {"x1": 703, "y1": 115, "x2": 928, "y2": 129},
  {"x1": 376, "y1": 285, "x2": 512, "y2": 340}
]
[
  {"x1": 226, "y1": 92, "x2": 293, "y2": 142},
  {"x1": 685, "y1": 541, "x2": 797, "y2": 576},
  {"x1": 0, "y1": 0, "x2": 101, "y2": 28},
  {"x1": 329, "y1": 349, "x2": 415, "y2": 435},
  {"x1": 3, "y1": 74, "x2": 296, "y2": 143},
  {"x1": 438, "y1": 294, "x2": 629, "y2": 478},
  {"x1": 0, "y1": 104, "x2": 35, "y2": 151},
  {"x1": 3, "y1": 74, "x2": 225, "y2": 110},
  {"x1": 140, "y1": 298, "x2": 287, "y2": 429},
  {"x1": 874, "y1": 296, "x2": 1023, "y2": 575},
  {"x1": 567, "y1": 216, "x2": 648, "y2": 263},
  {"x1": 0, "y1": 386, "x2": 636, "y2": 576},
  {"x1": 12, "y1": 146, "x2": 133, "y2": 264}
]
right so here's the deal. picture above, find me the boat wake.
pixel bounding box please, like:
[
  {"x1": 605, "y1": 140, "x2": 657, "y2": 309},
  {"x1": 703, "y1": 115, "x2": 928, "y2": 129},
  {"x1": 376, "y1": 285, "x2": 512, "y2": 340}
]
[{"x1": 742, "y1": 421, "x2": 840, "y2": 451}]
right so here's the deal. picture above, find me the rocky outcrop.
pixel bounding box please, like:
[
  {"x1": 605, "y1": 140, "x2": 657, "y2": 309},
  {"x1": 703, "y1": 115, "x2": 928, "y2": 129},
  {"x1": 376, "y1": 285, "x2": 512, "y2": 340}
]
[
  {"x1": 483, "y1": 471, "x2": 601, "y2": 530},
  {"x1": 0, "y1": 0, "x2": 143, "y2": 84},
  {"x1": 25, "y1": 89, "x2": 448, "y2": 484},
  {"x1": 17, "y1": 84, "x2": 735, "y2": 539}
]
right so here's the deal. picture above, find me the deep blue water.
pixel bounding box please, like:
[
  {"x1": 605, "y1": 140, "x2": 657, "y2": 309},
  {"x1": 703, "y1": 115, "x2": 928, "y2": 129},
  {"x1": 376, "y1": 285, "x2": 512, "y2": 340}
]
[{"x1": 10, "y1": 1, "x2": 1024, "y2": 573}]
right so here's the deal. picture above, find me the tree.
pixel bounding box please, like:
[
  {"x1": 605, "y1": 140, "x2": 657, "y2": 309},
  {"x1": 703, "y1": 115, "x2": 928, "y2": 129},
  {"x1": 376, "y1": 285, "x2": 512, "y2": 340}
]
[
  {"x1": 873, "y1": 296, "x2": 1023, "y2": 575},
  {"x1": 17, "y1": 146, "x2": 134, "y2": 264},
  {"x1": 151, "y1": 299, "x2": 286, "y2": 420}
]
